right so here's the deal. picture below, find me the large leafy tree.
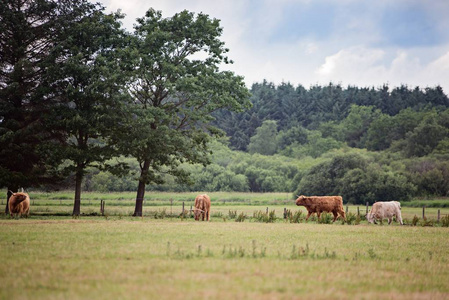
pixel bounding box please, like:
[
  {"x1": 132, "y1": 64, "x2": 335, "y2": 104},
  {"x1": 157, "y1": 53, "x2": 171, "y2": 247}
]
[
  {"x1": 0, "y1": 0, "x2": 97, "y2": 212},
  {"x1": 46, "y1": 6, "x2": 128, "y2": 216},
  {"x1": 118, "y1": 9, "x2": 251, "y2": 216}
]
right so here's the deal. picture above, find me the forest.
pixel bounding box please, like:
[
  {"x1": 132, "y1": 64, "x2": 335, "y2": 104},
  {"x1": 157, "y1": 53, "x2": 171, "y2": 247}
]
[
  {"x1": 2, "y1": 0, "x2": 449, "y2": 215},
  {"x1": 84, "y1": 82, "x2": 449, "y2": 205}
]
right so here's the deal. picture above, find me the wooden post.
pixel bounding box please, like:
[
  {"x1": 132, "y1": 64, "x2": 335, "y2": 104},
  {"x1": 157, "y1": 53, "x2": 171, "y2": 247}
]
[
  {"x1": 346, "y1": 205, "x2": 348, "y2": 214},
  {"x1": 422, "y1": 206, "x2": 425, "y2": 219},
  {"x1": 438, "y1": 209, "x2": 441, "y2": 222},
  {"x1": 357, "y1": 207, "x2": 360, "y2": 216},
  {"x1": 182, "y1": 202, "x2": 185, "y2": 215},
  {"x1": 266, "y1": 207, "x2": 268, "y2": 214},
  {"x1": 170, "y1": 198, "x2": 173, "y2": 215},
  {"x1": 190, "y1": 205, "x2": 192, "y2": 218},
  {"x1": 100, "y1": 200, "x2": 105, "y2": 215},
  {"x1": 366, "y1": 202, "x2": 369, "y2": 214}
]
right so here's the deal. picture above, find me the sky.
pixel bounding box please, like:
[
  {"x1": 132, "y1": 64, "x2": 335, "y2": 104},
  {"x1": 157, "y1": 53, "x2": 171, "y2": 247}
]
[{"x1": 95, "y1": 0, "x2": 449, "y2": 92}]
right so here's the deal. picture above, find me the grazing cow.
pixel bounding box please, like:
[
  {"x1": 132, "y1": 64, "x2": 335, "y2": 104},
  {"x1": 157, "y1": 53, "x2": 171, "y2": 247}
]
[
  {"x1": 8, "y1": 192, "x2": 30, "y2": 218},
  {"x1": 295, "y1": 195, "x2": 346, "y2": 222},
  {"x1": 366, "y1": 201, "x2": 403, "y2": 225},
  {"x1": 194, "y1": 194, "x2": 211, "y2": 221}
]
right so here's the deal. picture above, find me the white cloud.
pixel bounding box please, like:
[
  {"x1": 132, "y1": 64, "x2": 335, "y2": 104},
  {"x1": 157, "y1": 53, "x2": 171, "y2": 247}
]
[
  {"x1": 95, "y1": 0, "x2": 449, "y2": 93},
  {"x1": 314, "y1": 46, "x2": 449, "y2": 90}
]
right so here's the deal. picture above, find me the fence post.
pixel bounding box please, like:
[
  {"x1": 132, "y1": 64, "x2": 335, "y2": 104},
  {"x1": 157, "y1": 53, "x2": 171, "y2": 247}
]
[
  {"x1": 182, "y1": 202, "x2": 185, "y2": 215},
  {"x1": 366, "y1": 202, "x2": 369, "y2": 214},
  {"x1": 266, "y1": 207, "x2": 268, "y2": 214},
  {"x1": 100, "y1": 200, "x2": 104, "y2": 215},
  {"x1": 438, "y1": 209, "x2": 441, "y2": 222},
  {"x1": 346, "y1": 205, "x2": 349, "y2": 214},
  {"x1": 190, "y1": 205, "x2": 192, "y2": 218},
  {"x1": 357, "y1": 207, "x2": 360, "y2": 216},
  {"x1": 422, "y1": 206, "x2": 425, "y2": 219},
  {"x1": 170, "y1": 198, "x2": 173, "y2": 215}
]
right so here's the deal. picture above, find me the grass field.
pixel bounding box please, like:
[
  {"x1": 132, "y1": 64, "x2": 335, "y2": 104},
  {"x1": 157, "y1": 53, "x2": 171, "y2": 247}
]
[{"x1": 1, "y1": 192, "x2": 449, "y2": 299}]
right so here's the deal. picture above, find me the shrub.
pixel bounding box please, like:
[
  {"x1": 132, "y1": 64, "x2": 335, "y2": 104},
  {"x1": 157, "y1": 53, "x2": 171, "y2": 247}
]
[
  {"x1": 235, "y1": 212, "x2": 247, "y2": 222},
  {"x1": 317, "y1": 212, "x2": 333, "y2": 224},
  {"x1": 288, "y1": 210, "x2": 303, "y2": 223},
  {"x1": 228, "y1": 210, "x2": 237, "y2": 219},
  {"x1": 252, "y1": 210, "x2": 277, "y2": 223},
  {"x1": 411, "y1": 215, "x2": 420, "y2": 226},
  {"x1": 441, "y1": 215, "x2": 449, "y2": 227},
  {"x1": 345, "y1": 212, "x2": 357, "y2": 225}
]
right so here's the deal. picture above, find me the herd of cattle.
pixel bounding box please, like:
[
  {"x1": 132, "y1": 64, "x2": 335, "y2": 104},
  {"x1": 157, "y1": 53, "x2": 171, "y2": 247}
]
[
  {"x1": 193, "y1": 194, "x2": 404, "y2": 225},
  {"x1": 7, "y1": 191, "x2": 404, "y2": 225}
]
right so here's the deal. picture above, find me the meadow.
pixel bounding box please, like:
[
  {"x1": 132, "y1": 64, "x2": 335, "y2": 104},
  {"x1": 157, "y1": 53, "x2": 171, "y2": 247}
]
[{"x1": 1, "y1": 192, "x2": 449, "y2": 299}]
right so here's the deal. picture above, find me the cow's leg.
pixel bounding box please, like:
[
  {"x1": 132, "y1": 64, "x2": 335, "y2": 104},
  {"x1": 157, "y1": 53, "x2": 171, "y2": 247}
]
[
  {"x1": 397, "y1": 214, "x2": 403, "y2": 225},
  {"x1": 305, "y1": 211, "x2": 312, "y2": 221},
  {"x1": 316, "y1": 211, "x2": 321, "y2": 221},
  {"x1": 332, "y1": 211, "x2": 338, "y2": 222},
  {"x1": 388, "y1": 217, "x2": 392, "y2": 225},
  {"x1": 202, "y1": 212, "x2": 205, "y2": 221}
]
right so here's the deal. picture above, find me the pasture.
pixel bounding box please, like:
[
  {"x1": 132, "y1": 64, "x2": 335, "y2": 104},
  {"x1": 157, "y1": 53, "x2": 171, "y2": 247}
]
[{"x1": 1, "y1": 192, "x2": 449, "y2": 299}]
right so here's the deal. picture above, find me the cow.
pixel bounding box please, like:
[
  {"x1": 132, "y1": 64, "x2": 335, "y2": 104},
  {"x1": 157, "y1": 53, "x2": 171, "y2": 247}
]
[
  {"x1": 295, "y1": 195, "x2": 346, "y2": 222},
  {"x1": 366, "y1": 201, "x2": 403, "y2": 225},
  {"x1": 193, "y1": 194, "x2": 211, "y2": 221},
  {"x1": 8, "y1": 192, "x2": 30, "y2": 218}
]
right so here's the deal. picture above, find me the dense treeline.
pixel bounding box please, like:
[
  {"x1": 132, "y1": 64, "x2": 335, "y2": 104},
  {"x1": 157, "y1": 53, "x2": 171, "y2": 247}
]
[{"x1": 213, "y1": 81, "x2": 449, "y2": 152}]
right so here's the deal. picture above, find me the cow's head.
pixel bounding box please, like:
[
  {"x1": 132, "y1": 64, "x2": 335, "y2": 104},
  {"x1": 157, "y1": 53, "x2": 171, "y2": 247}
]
[
  {"x1": 295, "y1": 195, "x2": 306, "y2": 206},
  {"x1": 11, "y1": 192, "x2": 27, "y2": 202},
  {"x1": 193, "y1": 208, "x2": 204, "y2": 221},
  {"x1": 366, "y1": 213, "x2": 375, "y2": 224}
]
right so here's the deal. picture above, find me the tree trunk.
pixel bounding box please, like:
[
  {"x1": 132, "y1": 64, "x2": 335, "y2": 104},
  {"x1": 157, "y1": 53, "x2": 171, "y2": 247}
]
[
  {"x1": 72, "y1": 168, "x2": 83, "y2": 216},
  {"x1": 5, "y1": 189, "x2": 14, "y2": 215},
  {"x1": 133, "y1": 160, "x2": 150, "y2": 217},
  {"x1": 5, "y1": 187, "x2": 19, "y2": 215}
]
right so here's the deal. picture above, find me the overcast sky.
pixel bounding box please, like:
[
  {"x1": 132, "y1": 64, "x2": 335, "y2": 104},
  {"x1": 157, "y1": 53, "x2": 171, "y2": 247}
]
[{"x1": 95, "y1": 0, "x2": 449, "y2": 93}]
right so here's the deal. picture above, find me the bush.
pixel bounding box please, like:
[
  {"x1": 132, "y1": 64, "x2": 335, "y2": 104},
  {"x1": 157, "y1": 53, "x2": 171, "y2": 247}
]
[
  {"x1": 317, "y1": 212, "x2": 333, "y2": 224},
  {"x1": 287, "y1": 210, "x2": 303, "y2": 223},
  {"x1": 235, "y1": 212, "x2": 247, "y2": 222},
  {"x1": 228, "y1": 210, "x2": 237, "y2": 219},
  {"x1": 441, "y1": 215, "x2": 449, "y2": 227},
  {"x1": 296, "y1": 153, "x2": 415, "y2": 205},
  {"x1": 253, "y1": 210, "x2": 277, "y2": 223}
]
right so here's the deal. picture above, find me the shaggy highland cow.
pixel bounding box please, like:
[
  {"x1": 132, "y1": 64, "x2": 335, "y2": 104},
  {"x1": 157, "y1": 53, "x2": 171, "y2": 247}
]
[
  {"x1": 8, "y1": 192, "x2": 30, "y2": 218},
  {"x1": 366, "y1": 201, "x2": 403, "y2": 225},
  {"x1": 194, "y1": 194, "x2": 211, "y2": 221},
  {"x1": 295, "y1": 195, "x2": 346, "y2": 222}
]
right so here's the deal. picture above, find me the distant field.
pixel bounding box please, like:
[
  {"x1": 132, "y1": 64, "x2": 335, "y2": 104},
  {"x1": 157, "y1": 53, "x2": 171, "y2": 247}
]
[
  {"x1": 1, "y1": 217, "x2": 448, "y2": 299},
  {"x1": 3, "y1": 191, "x2": 448, "y2": 222}
]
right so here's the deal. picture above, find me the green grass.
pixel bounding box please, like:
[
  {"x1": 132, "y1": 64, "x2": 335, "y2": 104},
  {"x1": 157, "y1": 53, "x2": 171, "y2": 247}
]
[{"x1": 1, "y1": 217, "x2": 448, "y2": 299}]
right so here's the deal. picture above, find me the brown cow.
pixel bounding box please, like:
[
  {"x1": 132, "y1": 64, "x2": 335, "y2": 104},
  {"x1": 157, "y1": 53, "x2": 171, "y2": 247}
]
[
  {"x1": 194, "y1": 194, "x2": 211, "y2": 221},
  {"x1": 295, "y1": 195, "x2": 346, "y2": 222},
  {"x1": 8, "y1": 192, "x2": 30, "y2": 218}
]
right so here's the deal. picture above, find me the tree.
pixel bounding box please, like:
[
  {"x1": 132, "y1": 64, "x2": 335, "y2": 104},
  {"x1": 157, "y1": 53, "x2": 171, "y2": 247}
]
[
  {"x1": 116, "y1": 9, "x2": 251, "y2": 216},
  {"x1": 46, "y1": 6, "x2": 128, "y2": 216},
  {"x1": 248, "y1": 120, "x2": 278, "y2": 155},
  {"x1": 0, "y1": 0, "x2": 98, "y2": 213}
]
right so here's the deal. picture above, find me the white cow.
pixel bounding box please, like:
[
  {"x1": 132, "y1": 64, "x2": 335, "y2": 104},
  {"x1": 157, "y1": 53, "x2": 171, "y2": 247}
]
[{"x1": 366, "y1": 201, "x2": 403, "y2": 225}]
